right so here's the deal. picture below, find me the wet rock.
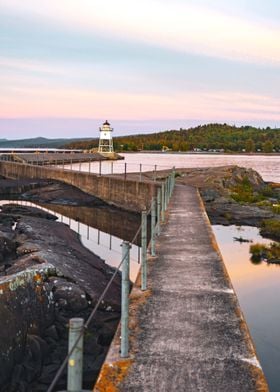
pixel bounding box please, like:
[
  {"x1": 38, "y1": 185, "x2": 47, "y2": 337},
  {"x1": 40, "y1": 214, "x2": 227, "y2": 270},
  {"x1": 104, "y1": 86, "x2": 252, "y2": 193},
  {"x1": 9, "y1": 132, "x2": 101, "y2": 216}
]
[
  {"x1": 22, "y1": 181, "x2": 107, "y2": 207},
  {"x1": 52, "y1": 279, "x2": 89, "y2": 312},
  {"x1": 0, "y1": 203, "x2": 121, "y2": 391},
  {"x1": 0, "y1": 204, "x2": 57, "y2": 221},
  {"x1": 43, "y1": 325, "x2": 59, "y2": 341},
  {"x1": 205, "y1": 197, "x2": 275, "y2": 226},
  {"x1": 0, "y1": 234, "x2": 17, "y2": 263}
]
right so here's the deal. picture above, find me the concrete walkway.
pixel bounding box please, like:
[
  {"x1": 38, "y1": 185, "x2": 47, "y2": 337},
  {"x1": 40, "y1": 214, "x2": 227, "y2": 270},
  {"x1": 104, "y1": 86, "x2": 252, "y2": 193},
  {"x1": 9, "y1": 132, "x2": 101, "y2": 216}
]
[{"x1": 94, "y1": 185, "x2": 268, "y2": 392}]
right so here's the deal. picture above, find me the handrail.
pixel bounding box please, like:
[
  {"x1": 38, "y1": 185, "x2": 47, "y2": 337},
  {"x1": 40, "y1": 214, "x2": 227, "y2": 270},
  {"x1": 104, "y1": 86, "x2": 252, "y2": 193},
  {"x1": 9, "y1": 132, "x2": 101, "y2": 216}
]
[
  {"x1": 46, "y1": 175, "x2": 172, "y2": 392},
  {"x1": 0, "y1": 155, "x2": 176, "y2": 391}
]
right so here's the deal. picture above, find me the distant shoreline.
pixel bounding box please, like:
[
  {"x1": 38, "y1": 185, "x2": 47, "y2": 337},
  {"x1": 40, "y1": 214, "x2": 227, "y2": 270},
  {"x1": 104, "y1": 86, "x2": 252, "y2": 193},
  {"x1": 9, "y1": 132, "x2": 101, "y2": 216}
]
[{"x1": 121, "y1": 150, "x2": 280, "y2": 156}]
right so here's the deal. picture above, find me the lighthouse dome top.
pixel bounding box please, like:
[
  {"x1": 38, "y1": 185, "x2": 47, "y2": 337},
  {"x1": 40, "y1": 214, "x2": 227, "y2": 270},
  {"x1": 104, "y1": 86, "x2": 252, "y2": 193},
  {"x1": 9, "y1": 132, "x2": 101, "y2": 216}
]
[{"x1": 100, "y1": 120, "x2": 113, "y2": 133}]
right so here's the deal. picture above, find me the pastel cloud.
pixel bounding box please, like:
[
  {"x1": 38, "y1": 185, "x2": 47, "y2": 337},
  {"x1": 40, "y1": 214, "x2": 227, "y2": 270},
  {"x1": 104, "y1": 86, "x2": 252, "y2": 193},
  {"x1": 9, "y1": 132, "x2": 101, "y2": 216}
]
[
  {"x1": 1, "y1": 79, "x2": 279, "y2": 124},
  {"x1": 1, "y1": 0, "x2": 280, "y2": 65},
  {"x1": 0, "y1": 0, "x2": 279, "y2": 136}
]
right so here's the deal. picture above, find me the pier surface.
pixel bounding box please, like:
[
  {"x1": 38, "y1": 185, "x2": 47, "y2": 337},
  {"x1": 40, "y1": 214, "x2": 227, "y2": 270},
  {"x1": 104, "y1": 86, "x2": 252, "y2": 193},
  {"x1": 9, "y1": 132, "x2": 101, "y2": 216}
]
[{"x1": 95, "y1": 184, "x2": 268, "y2": 392}]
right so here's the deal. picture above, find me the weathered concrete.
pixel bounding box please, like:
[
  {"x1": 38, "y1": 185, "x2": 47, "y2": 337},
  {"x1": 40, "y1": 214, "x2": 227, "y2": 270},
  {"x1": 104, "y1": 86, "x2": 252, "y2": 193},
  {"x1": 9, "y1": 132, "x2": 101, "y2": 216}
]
[
  {"x1": 0, "y1": 161, "x2": 158, "y2": 212},
  {"x1": 94, "y1": 184, "x2": 268, "y2": 392}
]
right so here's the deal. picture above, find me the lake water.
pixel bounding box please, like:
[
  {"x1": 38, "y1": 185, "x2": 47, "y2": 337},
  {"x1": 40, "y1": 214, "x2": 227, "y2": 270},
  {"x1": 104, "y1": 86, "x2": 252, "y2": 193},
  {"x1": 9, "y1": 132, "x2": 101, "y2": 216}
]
[
  {"x1": 212, "y1": 225, "x2": 280, "y2": 391},
  {"x1": 70, "y1": 152, "x2": 280, "y2": 182}
]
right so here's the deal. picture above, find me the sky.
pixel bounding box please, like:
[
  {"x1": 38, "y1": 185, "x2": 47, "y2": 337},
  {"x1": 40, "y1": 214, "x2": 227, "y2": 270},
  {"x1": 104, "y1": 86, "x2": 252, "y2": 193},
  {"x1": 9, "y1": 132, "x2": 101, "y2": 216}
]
[{"x1": 0, "y1": 0, "x2": 279, "y2": 139}]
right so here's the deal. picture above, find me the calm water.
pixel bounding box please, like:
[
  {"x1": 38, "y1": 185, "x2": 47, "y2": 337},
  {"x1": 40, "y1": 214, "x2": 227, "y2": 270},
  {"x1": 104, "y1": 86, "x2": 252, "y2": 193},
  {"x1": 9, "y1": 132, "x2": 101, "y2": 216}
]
[
  {"x1": 213, "y1": 225, "x2": 280, "y2": 391},
  {"x1": 0, "y1": 200, "x2": 141, "y2": 282},
  {"x1": 72, "y1": 152, "x2": 280, "y2": 182}
]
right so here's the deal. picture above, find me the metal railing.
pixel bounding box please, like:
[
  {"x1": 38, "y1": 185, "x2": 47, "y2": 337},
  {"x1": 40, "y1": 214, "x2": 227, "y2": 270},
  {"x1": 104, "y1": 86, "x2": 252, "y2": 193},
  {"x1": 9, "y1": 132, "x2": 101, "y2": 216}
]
[
  {"x1": 46, "y1": 167, "x2": 176, "y2": 392},
  {"x1": 0, "y1": 153, "x2": 173, "y2": 182}
]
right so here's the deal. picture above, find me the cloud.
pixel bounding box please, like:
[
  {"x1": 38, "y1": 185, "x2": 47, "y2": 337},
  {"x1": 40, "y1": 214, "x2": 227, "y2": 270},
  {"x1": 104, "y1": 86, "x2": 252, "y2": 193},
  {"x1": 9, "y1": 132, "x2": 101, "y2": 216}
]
[
  {"x1": 1, "y1": 0, "x2": 280, "y2": 66},
  {"x1": 1, "y1": 80, "x2": 279, "y2": 123}
]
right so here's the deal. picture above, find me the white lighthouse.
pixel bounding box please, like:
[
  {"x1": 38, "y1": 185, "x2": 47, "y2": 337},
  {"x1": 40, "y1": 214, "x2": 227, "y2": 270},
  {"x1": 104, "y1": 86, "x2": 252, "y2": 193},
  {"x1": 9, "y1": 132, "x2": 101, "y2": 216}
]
[{"x1": 98, "y1": 120, "x2": 114, "y2": 153}]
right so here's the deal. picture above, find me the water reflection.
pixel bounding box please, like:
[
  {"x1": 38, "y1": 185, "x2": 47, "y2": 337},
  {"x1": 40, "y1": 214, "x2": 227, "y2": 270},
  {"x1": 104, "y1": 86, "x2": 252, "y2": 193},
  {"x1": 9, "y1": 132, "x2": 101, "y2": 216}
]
[
  {"x1": 0, "y1": 200, "x2": 141, "y2": 282},
  {"x1": 212, "y1": 225, "x2": 280, "y2": 392}
]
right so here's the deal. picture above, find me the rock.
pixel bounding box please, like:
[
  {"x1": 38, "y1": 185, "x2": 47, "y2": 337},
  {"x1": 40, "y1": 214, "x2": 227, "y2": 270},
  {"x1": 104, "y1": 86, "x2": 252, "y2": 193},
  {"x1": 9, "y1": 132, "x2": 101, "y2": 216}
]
[
  {"x1": 52, "y1": 279, "x2": 89, "y2": 312},
  {"x1": 0, "y1": 204, "x2": 121, "y2": 390},
  {"x1": 206, "y1": 198, "x2": 274, "y2": 226},
  {"x1": 0, "y1": 234, "x2": 17, "y2": 263},
  {"x1": 44, "y1": 325, "x2": 59, "y2": 341},
  {"x1": 22, "y1": 181, "x2": 107, "y2": 207},
  {"x1": 0, "y1": 204, "x2": 57, "y2": 220}
]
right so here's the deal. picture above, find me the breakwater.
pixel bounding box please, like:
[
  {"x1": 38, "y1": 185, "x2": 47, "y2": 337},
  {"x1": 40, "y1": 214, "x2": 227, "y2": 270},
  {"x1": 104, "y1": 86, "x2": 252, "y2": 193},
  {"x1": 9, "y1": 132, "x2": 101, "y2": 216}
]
[{"x1": 0, "y1": 161, "x2": 158, "y2": 212}]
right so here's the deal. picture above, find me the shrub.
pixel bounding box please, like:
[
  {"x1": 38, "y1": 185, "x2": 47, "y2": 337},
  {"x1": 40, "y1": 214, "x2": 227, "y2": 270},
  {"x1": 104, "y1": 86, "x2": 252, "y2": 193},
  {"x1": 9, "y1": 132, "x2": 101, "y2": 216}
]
[
  {"x1": 260, "y1": 219, "x2": 280, "y2": 240},
  {"x1": 250, "y1": 242, "x2": 280, "y2": 263}
]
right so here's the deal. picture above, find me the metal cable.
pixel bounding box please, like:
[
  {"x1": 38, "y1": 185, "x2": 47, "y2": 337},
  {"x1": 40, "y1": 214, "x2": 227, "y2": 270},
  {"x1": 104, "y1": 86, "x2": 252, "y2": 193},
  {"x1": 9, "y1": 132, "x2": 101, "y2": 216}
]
[{"x1": 47, "y1": 203, "x2": 149, "y2": 392}]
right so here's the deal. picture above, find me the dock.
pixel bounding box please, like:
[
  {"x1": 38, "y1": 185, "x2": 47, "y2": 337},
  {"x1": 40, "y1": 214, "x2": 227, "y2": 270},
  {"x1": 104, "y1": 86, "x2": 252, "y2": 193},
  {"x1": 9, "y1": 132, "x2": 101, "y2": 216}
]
[{"x1": 94, "y1": 184, "x2": 268, "y2": 391}]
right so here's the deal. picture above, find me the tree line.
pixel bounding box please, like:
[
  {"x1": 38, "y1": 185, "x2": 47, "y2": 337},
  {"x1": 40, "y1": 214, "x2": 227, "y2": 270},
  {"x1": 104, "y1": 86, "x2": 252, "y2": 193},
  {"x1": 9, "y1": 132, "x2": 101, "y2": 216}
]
[{"x1": 65, "y1": 123, "x2": 280, "y2": 153}]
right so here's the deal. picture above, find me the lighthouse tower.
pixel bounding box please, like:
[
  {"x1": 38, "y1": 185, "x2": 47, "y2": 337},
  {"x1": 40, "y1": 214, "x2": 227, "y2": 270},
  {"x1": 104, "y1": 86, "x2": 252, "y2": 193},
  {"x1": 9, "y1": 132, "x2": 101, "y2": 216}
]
[{"x1": 98, "y1": 120, "x2": 114, "y2": 153}]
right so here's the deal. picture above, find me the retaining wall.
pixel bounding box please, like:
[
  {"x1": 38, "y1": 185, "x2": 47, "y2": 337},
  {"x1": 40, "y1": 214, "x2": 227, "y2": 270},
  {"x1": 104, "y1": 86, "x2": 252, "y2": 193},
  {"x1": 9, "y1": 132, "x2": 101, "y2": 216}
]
[{"x1": 0, "y1": 162, "x2": 158, "y2": 212}]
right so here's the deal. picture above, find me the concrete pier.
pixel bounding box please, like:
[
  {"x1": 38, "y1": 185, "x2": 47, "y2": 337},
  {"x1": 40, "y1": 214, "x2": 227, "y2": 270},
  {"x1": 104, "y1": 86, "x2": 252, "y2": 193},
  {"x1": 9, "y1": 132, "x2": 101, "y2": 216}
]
[{"x1": 94, "y1": 184, "x2": 268, "y2": 391}]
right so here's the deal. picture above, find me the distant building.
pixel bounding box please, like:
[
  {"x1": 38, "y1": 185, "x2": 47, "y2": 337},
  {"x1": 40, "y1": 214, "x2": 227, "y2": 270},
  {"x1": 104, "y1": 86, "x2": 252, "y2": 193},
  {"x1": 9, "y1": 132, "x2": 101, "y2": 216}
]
[{"x1": 98, "y1": 120, "x2": 114, "y2": 153}]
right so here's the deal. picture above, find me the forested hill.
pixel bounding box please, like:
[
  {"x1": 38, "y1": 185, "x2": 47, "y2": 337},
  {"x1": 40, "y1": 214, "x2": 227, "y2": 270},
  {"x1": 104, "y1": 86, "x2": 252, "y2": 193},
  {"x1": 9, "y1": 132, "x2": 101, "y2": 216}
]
[
  {"x1": 0, "y1": 137, "x2": 92, "y2": 148},
  {"x1": 65, "y1": 124, "x2": 280, "y2": 153}
]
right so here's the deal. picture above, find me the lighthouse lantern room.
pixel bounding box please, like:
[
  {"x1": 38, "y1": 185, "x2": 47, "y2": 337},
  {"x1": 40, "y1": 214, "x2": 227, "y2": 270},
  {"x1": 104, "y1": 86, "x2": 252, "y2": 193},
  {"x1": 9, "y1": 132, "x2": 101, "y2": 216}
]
[{"x1": 98, "y1": 120, "x2": 114, "y2": 153}]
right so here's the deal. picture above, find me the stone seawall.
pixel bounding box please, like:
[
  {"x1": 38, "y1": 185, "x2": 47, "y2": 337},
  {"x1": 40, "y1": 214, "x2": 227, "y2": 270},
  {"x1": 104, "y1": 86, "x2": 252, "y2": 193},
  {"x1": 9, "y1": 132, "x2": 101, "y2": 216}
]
[{"x1": 0, "y1": 162, "x2": 158, "y2": 212}]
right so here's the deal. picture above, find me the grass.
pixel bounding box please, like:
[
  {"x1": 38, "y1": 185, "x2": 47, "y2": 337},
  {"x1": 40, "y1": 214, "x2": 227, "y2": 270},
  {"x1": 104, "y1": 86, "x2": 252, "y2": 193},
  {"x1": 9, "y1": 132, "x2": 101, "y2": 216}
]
[
  {"x1": 260, "y1": 219, "x2": 280, "y2": 240},
  {"x1": 230, "y1": 177, "x2": 280, "y2": 208},
  {"x1": 250, "y1": 242, "x2": 280, "y2": 264}
]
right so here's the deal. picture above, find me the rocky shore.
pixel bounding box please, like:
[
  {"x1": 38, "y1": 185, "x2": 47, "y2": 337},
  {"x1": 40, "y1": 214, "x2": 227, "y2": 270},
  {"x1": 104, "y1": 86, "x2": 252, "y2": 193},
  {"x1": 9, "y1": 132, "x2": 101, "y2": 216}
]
[
  {"x1": 0, "y1": 203, "x2": 121, "y2": 391},
  {"x1": 175, "y1": 166, "x2": 280, "y2": 240}
]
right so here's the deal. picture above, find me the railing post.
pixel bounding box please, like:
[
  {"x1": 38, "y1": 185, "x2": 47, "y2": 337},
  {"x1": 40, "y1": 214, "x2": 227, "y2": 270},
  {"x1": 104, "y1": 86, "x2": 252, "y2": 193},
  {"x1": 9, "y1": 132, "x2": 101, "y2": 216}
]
[
  {"x1": 168, "y1": 174, "x2": 172, "y2": 198},
  {"x1": 139, "y1": 163, "x2": 142, "y2": 182},
  {"x1": 161, "y1": 183, "x2": 165, "y2": 222},
  {"x1": 165, "y1": 179, "x2": 168, "y2": 210},
  {"x1": 157, "y1": 187, "x2": 161, "y2": 235},
  {"x1": 166, "y1": 177, "x2": 169, "y2": 204},
  {"x1": 121, "y1": 241, "x2": 130, "y2": 358},
  {"x1": 99, "y1": 160, "x2": 102, "y2": 176},
  {"x1": 171, "y1": 167, "x2": 175, "y2": 193},
  {"x1": 89, "y1": 160, "x2": 91, "y2": 173},
  {"x1": 111, "y1": 161, "x2": 114, "y2": 174},
  {"x1": 70, "y1": 159, "x2": 73, "y2": 171},
  {"x1": 151, "y1": 197, "x2": 156, "y2": 256},
  {"x1": 153, "y1": 165, "x2": 157, "y2": 182},
  {"x1": 67, "y1": 318, "x2": 84, "y2": 392},
  {"x1": 141, "y1": 210, "x2": 147, "y2": 291},
  {"x1": 124, "y1": 162, "x2": 127, "y2": 180}
]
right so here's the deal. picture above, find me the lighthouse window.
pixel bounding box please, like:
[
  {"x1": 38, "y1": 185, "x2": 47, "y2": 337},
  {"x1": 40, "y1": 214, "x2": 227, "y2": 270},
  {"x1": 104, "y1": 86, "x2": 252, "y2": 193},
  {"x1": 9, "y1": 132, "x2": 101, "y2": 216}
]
[{"x1": 104, "y1": 133, "x2": 106, "y2": 136}]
